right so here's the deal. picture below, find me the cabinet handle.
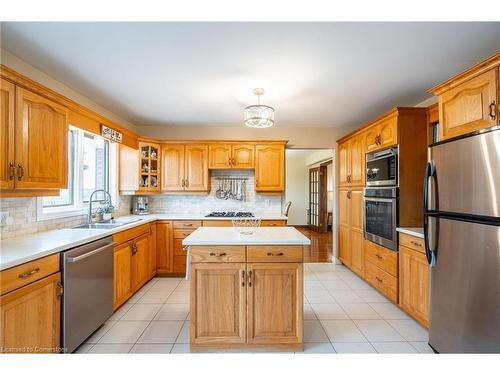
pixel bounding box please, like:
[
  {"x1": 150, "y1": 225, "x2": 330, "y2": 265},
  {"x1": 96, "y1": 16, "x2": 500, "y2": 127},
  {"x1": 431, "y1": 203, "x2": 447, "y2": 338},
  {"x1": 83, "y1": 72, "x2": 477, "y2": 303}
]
[
  {"x1": 56, "y1": 281, "x2": 64, "y2": 297},
  {"x1": 375, "y1": 253, "x2": 382, "y2": 259},
  {"x1": 266, "y1": 252, "x2": 284, "y2": 256},
  {"x1": 131, "y1": 243, "x2": 138, "y2": 255},
  {"x1": 209, "y1": 252, "x2": 227, "y2": 257},
  {"x1": 17, "y1": 164, "x2": 24, "y2": 181},
  {"x1": 489, "y1": 101, "x2": 496, "y2": 120},
  {"x1": 183, "y1": 223, "x2": 193, "y2": 227},
  {"x1": 347, "y1": 191, "x2": 351, "y2": 199},
  {"x1": 181, "y1": 179, "x2": 185, "y2": 188},
  {"x1": 248, "y1": 270, "x2": 253, "y2": 287},
  {"x1": 375, "y1": 276, "x2": 382, "y2": 283},
  {"x1": 410, "y1": 241, "x2": 422, "y2": 247},
  {"x1": 241, "y1": 270, "x2": 245, "y2": 287},
  {"x1": 185, "y1": 179, "x2": 189, "y2": 188},
  {"x1": 18, "y1": 267, "x2": 40, "y2": 279},
  {"x1": 9, "y1": 162, "x2": 15, "y2": 180}
]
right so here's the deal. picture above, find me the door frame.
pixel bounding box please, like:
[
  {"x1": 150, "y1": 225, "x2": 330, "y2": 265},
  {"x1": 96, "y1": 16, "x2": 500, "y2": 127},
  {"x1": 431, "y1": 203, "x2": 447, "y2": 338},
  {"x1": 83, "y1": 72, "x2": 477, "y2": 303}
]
[{"x1": 308, "y1": 165, "x2": 328, "y2": 233}]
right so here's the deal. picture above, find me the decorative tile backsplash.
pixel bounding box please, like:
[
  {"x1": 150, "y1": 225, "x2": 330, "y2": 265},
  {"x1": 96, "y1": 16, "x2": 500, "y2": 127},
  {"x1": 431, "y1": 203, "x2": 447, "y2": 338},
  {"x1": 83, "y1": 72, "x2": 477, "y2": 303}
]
[
  {"x1": 147, "y1": 170, "x2": 283, "y2": 214},
  {"x1": 0, "y1": 171, "x2": 283, "y2": 240},
  {"x1": 0, "y1": 196, "x2": 132, "y2": 240}
]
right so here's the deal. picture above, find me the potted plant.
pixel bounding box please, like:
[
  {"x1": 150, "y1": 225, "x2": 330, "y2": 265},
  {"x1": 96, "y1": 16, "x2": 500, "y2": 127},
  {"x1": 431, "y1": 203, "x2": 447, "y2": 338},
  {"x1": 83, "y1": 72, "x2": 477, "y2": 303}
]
[{"x1": 99, "y1": 205, "x2": 114, "y2": 221}]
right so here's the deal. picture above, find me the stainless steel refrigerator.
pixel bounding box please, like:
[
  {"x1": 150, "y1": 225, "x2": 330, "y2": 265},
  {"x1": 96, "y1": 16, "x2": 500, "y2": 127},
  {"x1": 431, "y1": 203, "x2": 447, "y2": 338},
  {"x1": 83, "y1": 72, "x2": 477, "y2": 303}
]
[{"x1": 424, "y1": 126, "x2": 500, "y2": 353}]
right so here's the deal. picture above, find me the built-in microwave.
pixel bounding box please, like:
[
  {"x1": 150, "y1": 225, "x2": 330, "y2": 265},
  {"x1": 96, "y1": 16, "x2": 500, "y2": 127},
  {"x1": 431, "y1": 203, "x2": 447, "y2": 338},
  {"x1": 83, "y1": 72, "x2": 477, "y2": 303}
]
[{"x1": 366, "y1": 147, "x2": 398, "y2": 186}]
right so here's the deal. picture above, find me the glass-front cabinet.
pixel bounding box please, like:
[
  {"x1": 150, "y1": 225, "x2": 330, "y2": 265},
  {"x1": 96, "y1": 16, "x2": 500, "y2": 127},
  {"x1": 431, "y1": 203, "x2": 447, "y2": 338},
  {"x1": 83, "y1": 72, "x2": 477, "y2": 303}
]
[{"x1": 138, "y1": 141, "x2": 161, "y2": 192}]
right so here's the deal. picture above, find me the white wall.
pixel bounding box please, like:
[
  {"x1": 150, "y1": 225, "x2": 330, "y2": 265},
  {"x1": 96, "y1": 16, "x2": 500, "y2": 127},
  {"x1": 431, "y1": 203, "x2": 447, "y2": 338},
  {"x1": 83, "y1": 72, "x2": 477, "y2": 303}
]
[{"x1": 285, "y1": 150, "x2": 310, "y2": 225}]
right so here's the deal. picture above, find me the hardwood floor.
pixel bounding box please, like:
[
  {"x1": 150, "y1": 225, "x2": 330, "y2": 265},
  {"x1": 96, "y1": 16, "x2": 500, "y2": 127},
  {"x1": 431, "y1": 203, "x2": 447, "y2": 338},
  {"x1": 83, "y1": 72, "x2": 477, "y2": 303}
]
[{"x1": 294, "y1": 226, "x2": 333, "y2": 263}]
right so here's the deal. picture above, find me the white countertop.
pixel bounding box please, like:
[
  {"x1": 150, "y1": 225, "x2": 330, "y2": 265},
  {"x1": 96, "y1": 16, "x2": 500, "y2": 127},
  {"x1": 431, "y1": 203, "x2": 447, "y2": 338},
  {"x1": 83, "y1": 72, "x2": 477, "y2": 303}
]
[
  {"x1": 0, "y1": 213, "x2": 287, "y2": 271},
  {"x1": 396, "y1": 227, "x2": 424, "y2": 239},
  {"x1": 182, "y1": 227, "x2": 310, "y2": 246}
]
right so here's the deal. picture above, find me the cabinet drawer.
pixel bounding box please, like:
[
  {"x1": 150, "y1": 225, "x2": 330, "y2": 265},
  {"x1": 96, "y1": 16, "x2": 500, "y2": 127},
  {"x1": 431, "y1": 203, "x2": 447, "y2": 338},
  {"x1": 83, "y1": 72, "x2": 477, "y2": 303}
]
[
  {"x1": 189, "y1": 246, "x2": 246, "y2": 263},
  {"x1": 173, "y1": 229, "x2": 195, "y2": 239},
  {"x1": 173, "y1": 220, "x2": 201, "y2": 229},
  {"x1": 365, "y1": 261, "x2": 398, "y2": 303},
  {"x1": 202, "y1": 220, "x2": 232, "y2": 227},
  {"x1": 173, "y1": 255, "x2": 187, "y2": 274},
  {"x1": 364, "y1": 240, "x2": 398, "y2": 277},
  {"x1": 399, "y1": 233, "x2": 425, "y2": 254},
  {"x1": 113, "y1": 223, "x2": 151, "y2": 245},
  {"x1": 260, "y1": 220, "x2": 286, "y2": 227},
  {"x1": 247, "y1": 246, "x2": 303, "y2": 262},
  {"x1": 1, "y1": 254, "x2": 60, "y2": 295}
]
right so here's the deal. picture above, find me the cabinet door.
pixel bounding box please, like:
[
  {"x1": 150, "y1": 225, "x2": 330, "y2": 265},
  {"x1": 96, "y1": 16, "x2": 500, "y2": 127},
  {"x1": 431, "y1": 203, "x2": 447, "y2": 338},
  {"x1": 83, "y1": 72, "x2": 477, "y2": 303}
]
[
  {"x1": 350, "y1": 230, "x2": 364, "y2": 277},
  {"x1": 0, "y1": 273, "x2": 61, "y2": 353},
  {"x1": 113, "y1": 242, "x2": 133, "y2": 309},
  {"x1": 379, "y1": 118, "x2": 398, "y2": 149},
  {"x1": 349, "y1": 189, "x2": 363, "y2": 232},
  {"x1": 149, "y1": 223, "x2": 157, "y2": 278},
  {"x1": 255, "y1": 144, "x2": 285, "y2": 192},
  {"x1": 364, "y1": 126, "x2": 379, "y2": 153},
  {"x1": 338, "y1": 189, "x2": 349, "y2": 227},
  {"x1": 232, "y1": 144, "x2": 255, "y2": 169},
  {"x1": 440, "y1": 68, "x2": 497, "y2": 140},
  {"x1": 0, "y1": 78, "x2": 15, "y2": 190},
  {"x1": 399, "y1": 247, "x2": 412, "y2": 313},
  {"x1": 132, "y1": 233, "x2": 150, "y2": 292},
  {"x1": 337, "y1": 140, "x2": 349, "y2": 186},
  {"x1": 349, "y1": 135, "x2": 365, "y2": 186},
  {"x1": 185, "y1": 144, "x2": 209, "y2": 191},
  {"x1": 190, "y1": 263, "x2": 246, "y2": 344},
  {"x1": 208, "y1": 144, "x2": 231, "y2": 169},
  {"x1": 156, "y1": 221, "x2": 173, "y2": 274},
  {"x1": 161, "y1": 144, "x2": 185, "y2": 191},
  {"x1": 247, "y1": 263, "x2": 303, "y2": 344},
  {"x1": 338, "y1": 225, "x2": 351, "y2": 266},
  {"x1": 15, "y1": 88, "x2": 68, "y2": 189}
]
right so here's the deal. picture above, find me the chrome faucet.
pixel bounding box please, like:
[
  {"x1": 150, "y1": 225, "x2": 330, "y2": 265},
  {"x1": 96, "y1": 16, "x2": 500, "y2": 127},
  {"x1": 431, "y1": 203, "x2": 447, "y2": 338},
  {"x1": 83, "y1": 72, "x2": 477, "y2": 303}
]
[{"x1": 88, "y1": 189, "x2": 112, "y2": 225}]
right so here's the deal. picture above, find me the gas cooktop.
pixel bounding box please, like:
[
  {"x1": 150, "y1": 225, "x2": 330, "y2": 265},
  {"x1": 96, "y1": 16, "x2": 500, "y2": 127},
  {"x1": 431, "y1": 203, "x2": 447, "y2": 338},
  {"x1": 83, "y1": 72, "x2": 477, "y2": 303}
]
[{"x1": 205, "y1": 211, "x2": 255, "y2": 218}]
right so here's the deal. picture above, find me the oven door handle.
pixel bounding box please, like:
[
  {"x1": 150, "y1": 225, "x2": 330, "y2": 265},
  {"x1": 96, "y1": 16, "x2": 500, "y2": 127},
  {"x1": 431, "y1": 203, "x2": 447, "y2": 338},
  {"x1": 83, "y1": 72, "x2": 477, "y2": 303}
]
[{"x1": 364, "y1": 197, "x2": 394, "y2": 203}]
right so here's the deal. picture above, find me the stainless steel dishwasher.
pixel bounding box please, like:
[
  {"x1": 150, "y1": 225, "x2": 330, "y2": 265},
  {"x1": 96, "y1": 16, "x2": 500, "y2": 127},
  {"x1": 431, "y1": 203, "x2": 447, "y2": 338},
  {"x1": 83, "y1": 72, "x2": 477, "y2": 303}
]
[{"x1": 61, "y1": 236, "x2": 114, "y2": 353}]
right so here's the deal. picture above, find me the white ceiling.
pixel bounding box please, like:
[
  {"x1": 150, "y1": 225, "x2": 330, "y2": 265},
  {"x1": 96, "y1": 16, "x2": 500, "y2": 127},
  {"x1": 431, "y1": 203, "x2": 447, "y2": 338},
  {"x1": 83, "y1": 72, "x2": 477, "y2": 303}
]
[{"x1": 1, "y1": 22, "x2": 499, "y2": 128}]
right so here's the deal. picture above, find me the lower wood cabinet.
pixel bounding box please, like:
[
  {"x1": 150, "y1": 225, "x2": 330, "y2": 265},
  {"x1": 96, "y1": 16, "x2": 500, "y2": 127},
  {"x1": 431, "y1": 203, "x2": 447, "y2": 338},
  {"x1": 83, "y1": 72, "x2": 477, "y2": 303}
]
[
  {"x1": 156, "y1": 221, "x2": 173, "y2": 274},
  {"x1": 113, "y1": 241, "x2": 134, "y2": 309},
  {"x1": 0, "y1": 272, "x2": 62, "y2": 353},
  {"x1": 399, "y1": 235, "x2": 429, "y2": 327},
  {"x1": 189, "y1": 246, "x2": 303, "y2": 351}
]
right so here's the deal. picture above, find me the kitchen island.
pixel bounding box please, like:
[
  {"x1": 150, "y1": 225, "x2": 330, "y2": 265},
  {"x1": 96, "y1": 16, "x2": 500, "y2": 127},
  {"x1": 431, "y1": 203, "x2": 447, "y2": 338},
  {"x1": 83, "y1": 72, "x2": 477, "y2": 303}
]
[{"x1": 183, "y1": 227, "x2": 310, "y2": 352}]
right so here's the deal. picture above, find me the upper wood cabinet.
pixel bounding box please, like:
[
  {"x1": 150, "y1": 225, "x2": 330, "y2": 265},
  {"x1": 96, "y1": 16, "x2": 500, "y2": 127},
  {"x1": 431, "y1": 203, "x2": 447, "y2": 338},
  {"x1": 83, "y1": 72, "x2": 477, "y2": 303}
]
[
  {"x1": 161, "y1": 144, "x2": 209, "y2": 192},
  {"x1": 363, "y1": 117, "x2": 398, "y2": 153},
  {"x1": 138, "y1": 141, "x2": 161, "y2": 192},
  {"x1": 209, "y1": 143, "x2": 255, "y2": 169},
  {"x1": 0, "y1": 78, "x2": 15, "y2": 190},
  {"x1": 0, "y1": 81, "x2": 68, "y2": 195},
  {"x1": 185, "y1": 144, "x2": 209, "y2": 191},
  {"x1": 0, "y1": 272, "x2": 62, "y2": 353},
  {"x1": 338, "y1": 134, "x2": 364, "y2": 187},
  {"x1": 429, "y1": 53, "x2": 499, "y2": 141},
  {"x1": 255, "y1": 144, "x2": 285, "y2": 193}
]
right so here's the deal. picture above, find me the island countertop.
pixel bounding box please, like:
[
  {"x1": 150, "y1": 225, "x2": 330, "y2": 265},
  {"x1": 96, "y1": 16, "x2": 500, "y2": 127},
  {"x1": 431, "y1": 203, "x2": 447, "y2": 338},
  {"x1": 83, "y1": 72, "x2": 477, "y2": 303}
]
[{"x1": 182, "y1": 227, "x2": 311, "y2": 246}]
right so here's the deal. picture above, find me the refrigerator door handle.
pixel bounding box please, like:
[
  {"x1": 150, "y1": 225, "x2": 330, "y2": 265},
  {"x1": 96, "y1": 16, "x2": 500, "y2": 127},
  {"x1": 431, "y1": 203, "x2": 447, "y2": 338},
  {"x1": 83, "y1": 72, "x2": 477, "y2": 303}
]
[{"x1": 423, "y1": 161, "x2": 439, "y2": 267}]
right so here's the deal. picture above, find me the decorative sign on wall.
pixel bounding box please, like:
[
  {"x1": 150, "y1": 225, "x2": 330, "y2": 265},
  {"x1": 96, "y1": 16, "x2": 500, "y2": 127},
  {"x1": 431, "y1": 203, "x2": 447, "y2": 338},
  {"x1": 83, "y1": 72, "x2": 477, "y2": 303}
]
[{"x1": 101, "y1": 124, "x2": 123, "y2": 143}]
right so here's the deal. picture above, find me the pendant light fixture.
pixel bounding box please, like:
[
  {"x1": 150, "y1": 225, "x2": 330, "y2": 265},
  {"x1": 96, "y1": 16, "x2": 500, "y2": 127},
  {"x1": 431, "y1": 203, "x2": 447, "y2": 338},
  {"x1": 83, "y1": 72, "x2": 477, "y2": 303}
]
[{"x1": 244, "y1": 88, "x2": 275, "y2": 128}]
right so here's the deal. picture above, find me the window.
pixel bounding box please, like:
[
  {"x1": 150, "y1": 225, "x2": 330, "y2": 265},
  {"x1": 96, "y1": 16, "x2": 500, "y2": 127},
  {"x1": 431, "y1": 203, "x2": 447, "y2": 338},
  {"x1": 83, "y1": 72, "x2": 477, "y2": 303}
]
[{"x1": 39, "y1": 126, "x2": 117, "y2": 220}]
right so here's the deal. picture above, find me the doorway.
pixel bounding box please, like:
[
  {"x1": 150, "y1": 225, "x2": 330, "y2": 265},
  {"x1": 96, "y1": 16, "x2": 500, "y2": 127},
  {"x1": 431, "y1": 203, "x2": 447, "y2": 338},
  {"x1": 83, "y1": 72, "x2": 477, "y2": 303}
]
[{"x1": 308, "y1": 165, "x2": 328, "y2": 233}]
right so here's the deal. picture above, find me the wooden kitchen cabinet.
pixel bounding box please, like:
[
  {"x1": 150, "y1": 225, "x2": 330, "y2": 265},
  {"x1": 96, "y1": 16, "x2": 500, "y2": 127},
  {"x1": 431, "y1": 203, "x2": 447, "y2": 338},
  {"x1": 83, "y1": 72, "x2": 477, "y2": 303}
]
[
  {"x1": 162, "y1": 143, "x2": 209, "y2": 192},
  {"x1": 190, "y1": 262, "x2": 247, "y2": 345},
  {"x1": 148, "y1": 223, "x2": 157, "y2": 278},
  {"x1": 428, "y1": 53, "x2": 499, "y2": 141},
  {"x1": 255, "y1": 144, "x2": 285, "y2": 193},
  {"x1": 338, "y1": 188, "x2": 364, "y2": 276},
  {"x1": 208, "y1": 143, "x2": 255, "y2": 169},
  {"x1": 0, "y1": 272, "x2": 62, "y2": 353},
  {"x1": 364, "y1": 240, "x2": 399, "y2": 303},
  {"x1": 247, "y1": 263, "x2": 303, "y2": 345},
  {"x1": 131, "y1": 233, "x2": 150, "y2": 292},
  {"x1": 338, "y1": 135, "x2": 364, "y2": 187},
  {"x1": 156, "y1": 221, "x2": 173, "y2": 275},
  {"x1": 0, "y1": 78, "x2": 15, "y2": 190},
  {"x1": 113, "y1": 241, "x2": 133, "y2": 309},
  {"x1": 399, "y1": 234, "x2": 429, "y2": 327},
  {"x1": 15, "y1": 87, "x2": 68, "y2": 190},
  {"x1": 363, "y1": 117, "x2": 398, "y2": 153},
  {"x1": 138, "y1": 141, "x2": 161, "y2": 192}
]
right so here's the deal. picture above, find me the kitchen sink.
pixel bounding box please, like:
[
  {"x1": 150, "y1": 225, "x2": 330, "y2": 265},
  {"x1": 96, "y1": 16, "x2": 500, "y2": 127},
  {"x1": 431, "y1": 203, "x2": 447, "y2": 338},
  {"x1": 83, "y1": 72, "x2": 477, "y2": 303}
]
[{"x1": 72, "y1": 218, "x2": 143, "y2": 229}]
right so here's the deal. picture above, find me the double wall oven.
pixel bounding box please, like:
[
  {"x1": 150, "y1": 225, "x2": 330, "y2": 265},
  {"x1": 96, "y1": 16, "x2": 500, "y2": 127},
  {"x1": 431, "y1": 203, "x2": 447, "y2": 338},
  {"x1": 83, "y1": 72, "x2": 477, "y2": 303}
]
[{"x1": 364, "y1": 147, "x2": 399, "y2": 251}]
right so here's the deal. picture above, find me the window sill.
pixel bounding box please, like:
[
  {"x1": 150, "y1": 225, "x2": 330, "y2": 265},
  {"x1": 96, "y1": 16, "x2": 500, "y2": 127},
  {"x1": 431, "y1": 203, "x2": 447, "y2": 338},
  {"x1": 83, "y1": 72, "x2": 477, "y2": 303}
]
[{"x1": 36, "y1": 204, "x2": 88, "y2": 222}]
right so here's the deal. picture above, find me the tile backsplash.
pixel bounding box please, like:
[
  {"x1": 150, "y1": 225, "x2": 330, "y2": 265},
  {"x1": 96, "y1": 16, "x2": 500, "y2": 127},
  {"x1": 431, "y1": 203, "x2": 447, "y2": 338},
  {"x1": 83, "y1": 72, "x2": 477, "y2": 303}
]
[
  {"x1": 147, "y1": 170, "x2": 283, "y2": 214},
  {"x1": 0, "y1": 171, "x2": 283, "y2": 240},
  {"x1": 0, "y1": 196, "x2": 132, "y2": 240}
]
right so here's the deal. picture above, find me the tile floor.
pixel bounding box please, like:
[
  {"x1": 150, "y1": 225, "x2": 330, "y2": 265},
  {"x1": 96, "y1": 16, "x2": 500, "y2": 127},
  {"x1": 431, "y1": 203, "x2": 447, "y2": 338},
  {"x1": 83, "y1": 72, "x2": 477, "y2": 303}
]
[{"x1": 76, "y1": 263, "x2": 433, "y2": 354}]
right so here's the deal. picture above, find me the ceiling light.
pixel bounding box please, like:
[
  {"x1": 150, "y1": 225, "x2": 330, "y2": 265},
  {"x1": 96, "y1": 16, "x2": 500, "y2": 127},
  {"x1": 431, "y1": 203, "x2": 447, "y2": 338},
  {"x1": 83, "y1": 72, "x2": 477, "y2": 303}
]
[{"x1": 244, "y1": 88, "x2": 275, "y2": 128}]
